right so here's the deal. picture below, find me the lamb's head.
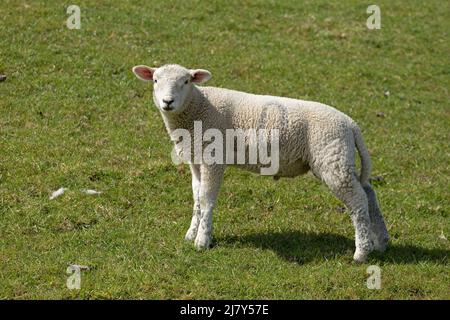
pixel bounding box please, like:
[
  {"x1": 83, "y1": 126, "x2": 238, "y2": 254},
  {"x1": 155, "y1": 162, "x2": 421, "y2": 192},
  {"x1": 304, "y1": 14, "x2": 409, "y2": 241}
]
[{"x1": 132, "y1": 64, "x2": 211, "y2": 113}]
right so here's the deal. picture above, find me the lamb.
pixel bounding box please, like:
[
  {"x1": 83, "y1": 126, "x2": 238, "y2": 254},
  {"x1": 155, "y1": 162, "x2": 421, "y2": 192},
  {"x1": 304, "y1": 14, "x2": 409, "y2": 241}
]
[{"x1": 132, "y1": 63, "x2": 389, "y2": 262}]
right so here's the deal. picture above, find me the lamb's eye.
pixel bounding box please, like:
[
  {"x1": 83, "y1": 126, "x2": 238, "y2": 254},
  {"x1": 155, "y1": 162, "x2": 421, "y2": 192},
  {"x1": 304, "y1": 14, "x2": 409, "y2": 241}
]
[
  {"x1": 154, "y1": 79, "x2": 157, "y2": 83},
  {"x1": 184, "y1": 79, "x2": 189, "y2": 85}
]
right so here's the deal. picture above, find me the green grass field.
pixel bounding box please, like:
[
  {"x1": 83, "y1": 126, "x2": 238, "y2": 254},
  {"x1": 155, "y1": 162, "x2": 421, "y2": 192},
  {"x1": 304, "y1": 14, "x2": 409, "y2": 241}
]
[{"x1": 0, "y1": 0, "x2": 449, "y2": 299}]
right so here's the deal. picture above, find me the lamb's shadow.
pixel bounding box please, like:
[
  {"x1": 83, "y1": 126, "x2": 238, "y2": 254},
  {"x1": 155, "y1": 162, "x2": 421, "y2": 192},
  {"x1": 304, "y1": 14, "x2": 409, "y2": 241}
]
[{"x1": 217, "y1": 231, "x2": 449, "y2": 265}]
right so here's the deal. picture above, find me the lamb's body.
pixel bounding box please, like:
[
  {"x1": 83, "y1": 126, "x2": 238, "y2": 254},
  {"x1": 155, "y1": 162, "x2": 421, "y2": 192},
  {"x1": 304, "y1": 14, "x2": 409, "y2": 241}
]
[
  {"x1": 196, "y1": 86, "x2": 359, "y2": 179},
  {"x1": 132, "y1": 64, "x2": 390, "y2": 262}
]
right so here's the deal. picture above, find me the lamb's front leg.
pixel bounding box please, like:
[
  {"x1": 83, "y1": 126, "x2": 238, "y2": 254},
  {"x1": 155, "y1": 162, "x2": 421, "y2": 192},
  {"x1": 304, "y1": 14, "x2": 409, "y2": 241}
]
[
  {"x1": 185, "y1": 163, "x2": 201, "y2": 241},
  {"x1": 194, "y1": 164, "x2": 224, "y2": 250}
]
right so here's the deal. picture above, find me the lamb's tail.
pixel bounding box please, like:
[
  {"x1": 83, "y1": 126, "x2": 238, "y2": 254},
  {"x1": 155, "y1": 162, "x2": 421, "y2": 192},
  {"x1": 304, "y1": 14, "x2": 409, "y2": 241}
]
[{"x1": 353, "y1": 125, "x2": 372, "y2": 185}]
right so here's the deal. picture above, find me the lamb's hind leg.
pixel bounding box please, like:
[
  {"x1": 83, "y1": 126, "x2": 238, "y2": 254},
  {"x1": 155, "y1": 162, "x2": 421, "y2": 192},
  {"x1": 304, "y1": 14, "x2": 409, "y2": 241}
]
[
  {"x1": 363, "y1": 183, "x2": 389, "y2": 252},
  {"x1": 323, "y1": 171, "x2": 374, "y2": 262}
]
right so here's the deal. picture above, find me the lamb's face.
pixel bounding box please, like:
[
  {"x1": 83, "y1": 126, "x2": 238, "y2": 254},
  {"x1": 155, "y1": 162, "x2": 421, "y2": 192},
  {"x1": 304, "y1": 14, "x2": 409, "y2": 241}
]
[
  {"x1": 152, "y1": 65, "x2": 193, "y2": 113},
  {"x1": 132, "y1": 64, "x2": 211, "y2": 114}
]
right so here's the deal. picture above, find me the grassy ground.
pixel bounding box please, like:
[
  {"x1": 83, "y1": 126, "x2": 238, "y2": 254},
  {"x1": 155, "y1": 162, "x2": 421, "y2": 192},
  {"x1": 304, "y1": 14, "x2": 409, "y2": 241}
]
[{"x1": 0, "y1": 0, "x2": 449, "y2": 299}]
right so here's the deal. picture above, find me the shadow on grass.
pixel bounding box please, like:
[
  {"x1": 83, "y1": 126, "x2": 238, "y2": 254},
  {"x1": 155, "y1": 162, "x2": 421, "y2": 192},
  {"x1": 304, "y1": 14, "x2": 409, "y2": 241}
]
[{"x1": 217, "y1": 231, "x2": 449, "y2": 265}]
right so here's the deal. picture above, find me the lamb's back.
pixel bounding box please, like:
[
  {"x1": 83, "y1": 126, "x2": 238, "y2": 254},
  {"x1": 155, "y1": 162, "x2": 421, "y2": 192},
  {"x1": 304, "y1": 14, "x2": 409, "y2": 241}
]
[{"x1": 198, "y1": 86, "x2": 354, "y2": 133}]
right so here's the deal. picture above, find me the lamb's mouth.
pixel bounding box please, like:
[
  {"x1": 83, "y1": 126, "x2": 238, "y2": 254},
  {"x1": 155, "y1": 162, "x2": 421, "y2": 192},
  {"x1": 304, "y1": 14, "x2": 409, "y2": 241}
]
[{"x1": 162, "y1": 105, "x2": 174, "y2": 111}]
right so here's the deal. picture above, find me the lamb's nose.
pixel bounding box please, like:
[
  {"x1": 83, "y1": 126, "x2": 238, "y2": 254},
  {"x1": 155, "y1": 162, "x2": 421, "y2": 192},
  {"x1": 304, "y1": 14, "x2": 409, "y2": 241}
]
[{"x1": 162, "y1": 99, "x2": 174, "y2": 106}]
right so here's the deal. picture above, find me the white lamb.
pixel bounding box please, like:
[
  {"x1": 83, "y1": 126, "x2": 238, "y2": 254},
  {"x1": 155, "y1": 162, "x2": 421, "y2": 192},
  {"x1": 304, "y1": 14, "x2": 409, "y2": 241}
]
[{"x1": 132, "y1": 64, "x2": 389, "y2": 262}]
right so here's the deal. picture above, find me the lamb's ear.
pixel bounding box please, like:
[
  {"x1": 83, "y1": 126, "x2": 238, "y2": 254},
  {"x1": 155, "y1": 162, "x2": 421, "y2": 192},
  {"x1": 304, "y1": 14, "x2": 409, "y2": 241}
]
[
  {"x1": 190, "y1": 69, "x2": 212, "y2": 84},
  {"x1": 132, "y1": 65, "x2": 156, "y2": 81}
]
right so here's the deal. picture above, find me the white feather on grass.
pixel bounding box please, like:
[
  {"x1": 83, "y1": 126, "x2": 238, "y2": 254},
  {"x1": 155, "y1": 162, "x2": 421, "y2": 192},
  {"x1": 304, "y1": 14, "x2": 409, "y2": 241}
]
[
  {"x1": 49, "y1": 187, "x2": 66, "y2": 200},
  {"x1": 82, "y1": 189, "x2": 102, "y2": 195}
]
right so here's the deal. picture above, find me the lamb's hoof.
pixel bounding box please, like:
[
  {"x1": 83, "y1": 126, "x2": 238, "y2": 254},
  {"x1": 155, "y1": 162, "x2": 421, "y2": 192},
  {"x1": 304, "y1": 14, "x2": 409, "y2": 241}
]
[
  {"x1": 353, "y1": 249, "x2": 369, "y2": 263},
  {"x1": 184, "y1": 229, "x2": 197, "y2": 242},
  {"x1": 194, "y1": 234, "x2": 211, "y2": 250}
]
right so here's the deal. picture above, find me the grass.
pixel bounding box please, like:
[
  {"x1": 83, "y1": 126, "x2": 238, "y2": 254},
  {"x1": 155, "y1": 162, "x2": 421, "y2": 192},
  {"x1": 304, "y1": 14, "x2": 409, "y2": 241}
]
[{"x1": 0, "y1": 0, "x2": 449, "y2": 299}]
